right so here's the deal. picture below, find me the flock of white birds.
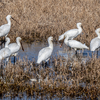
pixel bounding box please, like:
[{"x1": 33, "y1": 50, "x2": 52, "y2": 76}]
[{"x1": 0, "y1": 15, "x2": 100, "y2": 65}]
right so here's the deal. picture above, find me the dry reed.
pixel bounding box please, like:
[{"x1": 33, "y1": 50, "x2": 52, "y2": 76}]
[
  {"x1": 0, "y1": 0, "x2": 100, "y2": 44},
  {"x1": 0, "y1": 55, "x2": 100, "y2": 99}
]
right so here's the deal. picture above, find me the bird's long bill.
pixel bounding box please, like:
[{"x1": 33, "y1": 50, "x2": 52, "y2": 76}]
[
  {"x1": 21, "y1": 41, "x2": 24, "y2": 51},
  {"x1": 60, "y1": 42, "x2": 63, "y2": 48},
  {"x1": 59, "y1": 39, "x2": 64, "y2": 48},
  {"x1": 11, "y1": 17, "x2": 20, "y2": 25},
  {"x1": 81, "y1": 26, "x2": 86, "y2": 34},
  {"x1": 59, "y1": 36, "x2": 66, "y2": 48}
]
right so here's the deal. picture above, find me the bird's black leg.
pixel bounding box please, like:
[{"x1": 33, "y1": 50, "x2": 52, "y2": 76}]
[
  {"x1": 75, "y1": 50, "x2": 77, "y2": 55},
  {"x1": 97, "y1": 48, "x2": 99, "y2": 58},
  {"x1": 4, "y1": 37, "x2": 6, "y2": 47},
  {"x1": 1, "y1": 37, "x2": 3, "y2": 48},
  {"x1": 14, "y1": 56, "x2": 16, "y2": 65},
  {"x1": 0, "y1": 64, "x2": 3, "y2": 77},
  {"x1": 92, "y1": 51, "x2": 95, "y2": 58},
  {"x1": 42, "y1": 61, "x2": 48, "y2": 67},
  {"x1": 44, "y1": 62, "x2": 48, "y2": 67},
  {"x1": 1, "y1": 37, "x2": 6, "y2": 48}
]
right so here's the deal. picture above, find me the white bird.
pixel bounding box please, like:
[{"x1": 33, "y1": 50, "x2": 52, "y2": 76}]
[
  {"x1": 37, "y1": 36, "x2": 53, "y2": 64},
  {"x1": 5, "y1": 37, "x2": 24, "y2": 63},
  {"x1": 0, "y1": 15, "x2": 12, "y2": 38},
  {"x1": 0, "y1": 15, "x2": 19, "y2": 46},
  {"x1": 0, "y1": 38, "x2": 11, "y2": 62},
  {"x1": 60, "y1": 36, "x2": 89, "y2": 54},
  {"x1": 59, "y1": 23, "x2": 83, "y2": 41},
  {"x1": 90, "y1": 28, "x2": 100, "y2": 57}
]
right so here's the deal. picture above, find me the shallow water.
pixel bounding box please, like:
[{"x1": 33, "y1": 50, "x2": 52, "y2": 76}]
[
  {"x1": 14, "y1": 42, "x2": 94, "y2": 63},
  {"x1": 7, "y1": 41, "x2": 100, "y2": 66},
  {"x1": 0, "y1": 92, "x2": 88, "y2": 100}
]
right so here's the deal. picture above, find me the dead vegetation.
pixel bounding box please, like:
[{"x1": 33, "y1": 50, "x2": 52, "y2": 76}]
[
  {"x1": 0, "y1": 0, "x2": 100, "y2": 44},
  {"x1": 0, "y1": 55, "x2": 100, "y2": 99}
]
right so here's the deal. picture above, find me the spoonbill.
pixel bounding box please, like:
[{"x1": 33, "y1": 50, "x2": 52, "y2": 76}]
[
  {"x1": 37, "y1": 36, "x2": 53, "y2": 65},
  {"x1": 0, "y1": 15, "x2": 19, "y2": 46},
  {"x1": 5, "y1": 37, "x2": 24, "y2": 63},
  {"x1": 60, "y1": 36, "x2": 89, "y2": 54},
  {"x1": 59, "y1": 23, "x2": 85, "y2": 41},
  {"x1": 90, "y1": 28, "x2": 100, "y2": 57},
  {"x1": 0, "y1": 38, "x2": 11, "y2": 63}
]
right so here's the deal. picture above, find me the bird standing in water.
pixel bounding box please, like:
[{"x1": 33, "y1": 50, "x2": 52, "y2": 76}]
[{"x1": 37, "y1": 36, "x2": 53, "y2": 66}]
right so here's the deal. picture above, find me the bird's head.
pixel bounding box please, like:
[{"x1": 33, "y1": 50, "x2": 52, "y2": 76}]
[
  {"x1": 77, "y1": 22, "x2": 86, "y2": 34},
  {"x1": 17, "y1": 37, "x2": 24, "y2": 51},
  {"x1": 95, "y1": 28, "x2": 100, "y2": 33},
  {"x1": 48, "y1": 36, "x2": 53, "y2": 41},
  {"x1": 6, "y1": 15, "x2": 12, "y2": 19},
  {"x1": 5, "y1": 37, "x2": 10, "y2": 42},
  {"x1": 77, "y1": 22, "x2": 82, "y2": 27},
  {"x1": 17, "y1": 37, "x2": 22, "y2": 41},
  {"x1": 6, "y1": 15, "x2": 20, "y2": 25}
]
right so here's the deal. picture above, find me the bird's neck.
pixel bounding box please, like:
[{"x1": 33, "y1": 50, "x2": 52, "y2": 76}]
[
  {"x1": 5, "y1": 39, "x2": 10, "y2": 48},
  {"x1": 97, "y1": 32, "x2": 100, "y2": 38},
  {"x1": 7, "y1": 18, "x2": 11, "y2": 26},
  {"x1": 98, "y1": 36, "x2": 100, "y2": 38},
  {"x1": 64, "y1": 38, "x2": 69, "y2": 45},
  {"x1": 16, "y1": 39, "x2": 21, "y2": 47},
  {"x1": 49, "y1": 40, "x2": 53, "y2": 49},
  {"x1": 77, "y1": 25, "x2": 82, "y2": 33}
]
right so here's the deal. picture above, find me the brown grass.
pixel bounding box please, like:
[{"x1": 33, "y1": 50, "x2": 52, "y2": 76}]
[
  {"x1": 0, "y1": 0, "x2": 100, "y2": 44},
  {"x1": 0, "y1": 55, "x2": 100, "y2": 99}
]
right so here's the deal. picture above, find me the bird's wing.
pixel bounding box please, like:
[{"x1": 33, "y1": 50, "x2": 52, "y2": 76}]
[
  {"x1": 0, "y1": 24, "x2": 9, "y2": 33},
  {"x1": 59, "y1": 29, "x2": 78, "y2": 41},
  {"x1": 64, "y1": 29, "x2": 78, "y2": 39},
  {"x1": 37, "y1": 47, "x2": 52, "y2": 63},
  {"x1": 90, "y1": 37, "x2": 100, "y2": 51},
  {"x1": 64, "y1": 29, "x2": 78, "y2": 35},
  {"x1": 38, "y1": 47, "x2": 52, "y2": 58},
  {"x1": 68, "y1": 40, "x2": 85, "y2": 48},
  {"x1": 0, "y1": 48, "x2": 11, "y2": 59},
  {"x1": 8, "y1": 43, "x2": 20, "y2": 53}
]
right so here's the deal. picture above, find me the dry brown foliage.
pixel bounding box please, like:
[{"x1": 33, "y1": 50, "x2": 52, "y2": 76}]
[
  {"x1": 0, "y1": 0, "x2": 100, "y2": 44},
  {"x1": 0, "y1": 55, "x2": 100, "y2": 99}
]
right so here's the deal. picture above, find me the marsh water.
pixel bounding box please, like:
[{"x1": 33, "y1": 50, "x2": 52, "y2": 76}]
[
  {"x1": 0, "y1": 42, "x2": 100, "y2": 100},
  {"x1": 11, "y1": 42, "x2": 95, "y2": 63}
]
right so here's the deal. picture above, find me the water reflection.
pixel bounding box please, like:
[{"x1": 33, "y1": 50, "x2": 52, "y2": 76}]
[
  {"x1": 0, "y1": 41, "x2": 99, "y2": 64},
  {"x1": 17, "y1": 42, "x2": 63, "y2": 61},
  {"x1": 16, "y1": 42, "x2": 93, "y2": 63}
]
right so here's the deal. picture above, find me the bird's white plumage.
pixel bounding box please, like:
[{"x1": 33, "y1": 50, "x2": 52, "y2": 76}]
[
  {"x1": 5, "y1": 37, "x2": 22, "y2": 56},
  {"x1": 90, "y1": 28, "x2": 100, "y2": 51},
  {"x1": 0, "y1": 38, "x2": 11, "y2": 61},
  {"x1": 59, "y1": 23, "x2": 82, "y2": 41},
  {"x1": 37, "y1": 36, "x2": 53, "y2": 64},
  {"x1": 0, "y1": 48, "x2": 11, "y2": 61},
  {"x1": 64, "y1": 38, "x2": 89, "y2": 50},
  {"x1": 95, "y1": 28, "x2": 100, "y2": 37},
  {"x1": 0, "y1": 15, "x2": 12, "y2": 37}
]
